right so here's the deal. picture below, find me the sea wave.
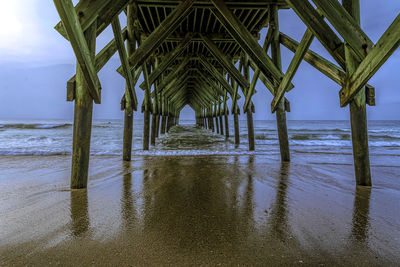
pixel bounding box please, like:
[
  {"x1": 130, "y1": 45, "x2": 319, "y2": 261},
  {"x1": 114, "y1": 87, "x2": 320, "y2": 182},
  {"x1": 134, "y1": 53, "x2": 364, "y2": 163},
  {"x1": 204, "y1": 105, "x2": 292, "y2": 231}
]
[
  {"x1": 0, "y1": 150, "x2": 70, "y2": 156},
  {"x1": 0, "y1": 123, "x2": 72, "y2": 130}
]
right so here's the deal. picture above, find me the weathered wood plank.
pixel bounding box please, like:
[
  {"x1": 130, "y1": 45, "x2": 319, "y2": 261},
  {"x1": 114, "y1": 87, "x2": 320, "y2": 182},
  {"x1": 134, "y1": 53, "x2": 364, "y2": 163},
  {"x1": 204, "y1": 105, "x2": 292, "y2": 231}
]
[
  {"x1": 153, "y1": 57, "x2": 191, "y2": 96},
  {"x1": 340, "y1": 13, "x2": 400, "y2": 107},
  {"x1": 136, "y1": 0, "x2": 289, "y2": 9},
  {"x1": 343, "y1": 0, "x2": 371, "y2": 187},
  {"x1": 67, "y1": 27, "x2": 127, "y2": 101},
  {"x1": 271, "y1": 29, "x2": 314, "y2": 112},
  {"x1": 198, "y1": 55, "x2": 235, "y2": 97},
  {"x1": 211, "y1": 0, "x2": 285, "y2": 83},
  {"x1": 111, "y1": 16, "x2": 138, "y2": 110},
  {"x1": 127, "y1": 0, "x2": 194, "y2": 72},
  {"x1": 285, "y1": 0, "x2": 346, "y2": 68},
  {"x1": 55, "y1": 0, "x2": 128, "y2": 40},
  {"x1": 279, "y1": 32, "x2": 345, "y2": 85},
  {"x1": 139, "y1": 33, "x2": 193, "y2": 91},
  {"x1": 70, "y1": 20, "x2": 97, "y2": 189},
  {"x1": 271, "y1": 4, "x2": 290, "y2": 162},
  {"x1": 53, "y1": 0, "x2": 101, "y2": 104},
  {"x1": 243, "y1": 24, "x2": 274, "y2": 112},
  {"x1": 312, "y1": 0, "x2": 373, "y2": 61},
  {"x1": 200, "y1": 34, "x2": 250, "y2": 91}
]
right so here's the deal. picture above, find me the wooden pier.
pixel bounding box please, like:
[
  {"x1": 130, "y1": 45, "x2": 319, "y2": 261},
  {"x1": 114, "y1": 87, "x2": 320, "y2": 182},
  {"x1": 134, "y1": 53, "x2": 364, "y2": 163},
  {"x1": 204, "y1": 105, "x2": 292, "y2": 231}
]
[{"x1": 53, "y1": 0, "x2": 400, "y2": 189}]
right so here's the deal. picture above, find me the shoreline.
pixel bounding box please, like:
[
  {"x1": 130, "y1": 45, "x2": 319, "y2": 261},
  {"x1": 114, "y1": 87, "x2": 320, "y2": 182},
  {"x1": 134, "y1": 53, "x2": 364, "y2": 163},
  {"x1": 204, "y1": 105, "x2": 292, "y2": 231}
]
[{"x1": 1, "y1": 154, "x2": 399, "y2": 265}]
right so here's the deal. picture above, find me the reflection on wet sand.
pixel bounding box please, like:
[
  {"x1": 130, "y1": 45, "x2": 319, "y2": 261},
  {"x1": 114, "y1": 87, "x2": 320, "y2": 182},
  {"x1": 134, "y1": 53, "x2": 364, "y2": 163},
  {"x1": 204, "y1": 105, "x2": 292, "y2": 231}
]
[
  {"x1": 121, "y1": 162, "x2": 137, "y2": 231},
  {"x1": 351, "y1": 186, "x2": 371, "y2": 244},
  {"x1": 268, "y1": 162, "x2": 290, "y2": 240},
  {"x1": 1, "y1": 155, "x2": 399, "y2": 265},
  {"x1": 140, "y1": 156, "x2": 256, "y2": 251},
  {"x1": 70, "y1": 189, "x2": 89, "y2": 237}
]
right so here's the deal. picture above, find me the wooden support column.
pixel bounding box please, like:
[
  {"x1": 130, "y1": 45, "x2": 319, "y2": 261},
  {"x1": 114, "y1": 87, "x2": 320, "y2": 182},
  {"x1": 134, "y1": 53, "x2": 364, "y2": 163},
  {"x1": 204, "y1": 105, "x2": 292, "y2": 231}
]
[
  {"x1": 234, "y1": 109, "x2": 240, "y2": 145},
  {"x1": 219, "y1": 115, "x2": 224, "y2": 135},
  {"x1": 122, "y1": 3, "x2": 137, "y2": 161},
  {"x1": 223, "y1": 91, "x2": 229, "y2": 138},
  {"x1": 209, "y1": 107, "x2": 215, "y2": 132},
  {"x1": 156, "y1": 114, "x2": 161, "y2": 138},
  {"x1": 343, "y1": 0, "x2": 371, "y2": 186},
  {"x1": 215, "y1": 114, "x2": 220, "y2": 134},
  {"x1": 150, "y1": 60, "x2": 159, "y2": 146},
  {"x1": 224, "y1": 114, "x2": 229, "y2": 138},
  {"x1": 70, "y1": 21, "x2": 97, "y2": 189},
  {"x1": 161, "y1": 115, "x2": 167, "y2": 134},
  {"x1": 143, "y1": 109, "x2": 151, "y2": 150},
  {"x1": 142, "y1": 62, "x2": 152, "y2": 150},
  {"x1": 243, "y1": 55, "x2": 255, "y2": 151},
  {"x1": 218, "y1": 103, "x2": 224, "y2": 136},
  {"x1": 231, "y1": 77, "x2": 240, "y2": 145},
  {"x1": 271, "y1": 5, "x2": 290, "y2": 162},
  {"x1": 151, "y1": 108, "x2": 157, "y2": 145}
]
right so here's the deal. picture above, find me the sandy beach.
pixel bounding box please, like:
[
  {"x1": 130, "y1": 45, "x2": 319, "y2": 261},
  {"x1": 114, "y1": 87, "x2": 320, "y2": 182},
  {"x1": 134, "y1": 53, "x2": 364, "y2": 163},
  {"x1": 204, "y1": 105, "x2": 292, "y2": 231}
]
[{"x1": 0, "y1": 152, "x2": 399, "y2": 266}]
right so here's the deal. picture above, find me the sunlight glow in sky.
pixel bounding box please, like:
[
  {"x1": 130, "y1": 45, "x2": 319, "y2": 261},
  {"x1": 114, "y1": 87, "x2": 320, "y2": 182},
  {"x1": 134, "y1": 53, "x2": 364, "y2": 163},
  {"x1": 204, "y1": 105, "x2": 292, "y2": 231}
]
[
  {"x1": 0, "y1": 0, "x2": 55, "y2": 63},
  {"x1": 0, "y1": 2, "x2": 23, "y2": 40}
]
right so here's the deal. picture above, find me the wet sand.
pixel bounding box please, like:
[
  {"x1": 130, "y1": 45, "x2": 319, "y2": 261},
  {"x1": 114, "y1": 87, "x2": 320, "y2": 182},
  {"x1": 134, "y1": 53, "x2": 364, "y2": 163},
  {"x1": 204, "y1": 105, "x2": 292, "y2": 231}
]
[{"x1": 0, "y1": 153, "x2": 399, "y2": 266}]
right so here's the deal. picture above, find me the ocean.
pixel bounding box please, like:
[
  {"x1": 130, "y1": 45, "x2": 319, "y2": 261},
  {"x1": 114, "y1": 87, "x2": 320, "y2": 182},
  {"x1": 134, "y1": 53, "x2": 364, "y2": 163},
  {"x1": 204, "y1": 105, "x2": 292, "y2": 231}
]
[
  {"x1": 1, "y1": 119, "x2": 400, "y2": 264},
  {"x1": 0, "y1": 119, "x2": 399, "y2": 166}
]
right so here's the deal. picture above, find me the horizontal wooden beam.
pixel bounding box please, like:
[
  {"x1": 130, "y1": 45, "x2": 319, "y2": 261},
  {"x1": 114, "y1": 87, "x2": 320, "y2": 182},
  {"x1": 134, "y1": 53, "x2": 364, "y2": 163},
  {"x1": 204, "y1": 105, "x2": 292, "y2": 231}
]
[
  {"x1": 136, "y1": 0, "x2": 289, "y2": 9},
  {"x1": 54, "y1": 0, "x2": 101, "y2": 104},
  {"x1": 339, "y1": 14, "x2": 400, "y2": 107}
]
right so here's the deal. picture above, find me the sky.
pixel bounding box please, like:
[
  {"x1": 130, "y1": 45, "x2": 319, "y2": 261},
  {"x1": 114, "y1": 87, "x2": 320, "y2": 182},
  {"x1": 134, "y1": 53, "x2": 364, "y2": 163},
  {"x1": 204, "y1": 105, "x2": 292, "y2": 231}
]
[{"x1": 0, "y1": 0, "x2": 399, "y2": 121}]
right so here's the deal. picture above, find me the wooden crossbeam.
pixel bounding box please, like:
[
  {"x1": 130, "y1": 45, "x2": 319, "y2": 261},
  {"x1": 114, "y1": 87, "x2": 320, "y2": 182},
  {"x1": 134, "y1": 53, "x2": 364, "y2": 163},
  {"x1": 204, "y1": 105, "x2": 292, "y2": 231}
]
[
  {"x1": 279, "y1": 31, "x2": 375, "y2": 99},
  {"x1": 196, "y1": 69, "x2": 226, "y2": 97},
  {"x1": 243, "y1": 25, "x2": 274, "y2": 112},
  {"x1": 153, "y1": 57, "x2": 191, "y2": 96},
  {"x1": 285, "y1": 0, "x2": 346, "y2": 68},
  {"x1": 53, "y1": 0, "x2": 101, "y2": 104},
  {"x1": 200, "y1": 34, "x2": 250, "y2": 91},
  {"x1": 163, "y1": 75, "x2": 191, "y2": 98},
  {"x1": 55, "y1": 0, "x2": 128, "y2": 40},
  {"x1": 311, "y1": 0, "x2": 373, "y2": 61},
  {"x1": 111, "y1": 17, "x2": 138, "y2": 110},
  {"x1": 126, "y1": 0, "x2": 194, "y2": 72},
  {"x1": 198, "y1": 55, "x2": 235, "y2": 97},
  {"x1": 279, "y1": 32, "x2": 345, "y2": 85},
  {"x1": 142, "y1": 61, "x2": 153, "y2": 112},
  {"x1": 339, "y1": 14, "x2": 400, "y2": 107},
  {"x1": 271, "y1": 29, "x2": 314, "y2": 112},
  {"x1": 210, "y1": 0, "x2": 285, "y2": 84},
  {"x1": 55, "y1": 0, "x2": 110, "y2": 39},
  {"x1": 248, "y1": 60, "x2": 291, "y2": 111},
  {"x1": 67, "y1": 27, "x2": 128, "y2": 101},
  {"x1": 194, "y1": 82, "x2": 221, "y2": 102},
  {"x1": 230, "y1": 61, "x2": 243, "y2": 113},
  {"x1": 120, "y1": 66, "x2": 143, "y2": 110},
  {"x1": 139, "y1": 33, "x2": 193, "y2": 91}
]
